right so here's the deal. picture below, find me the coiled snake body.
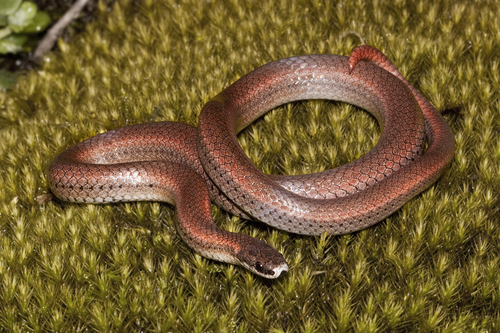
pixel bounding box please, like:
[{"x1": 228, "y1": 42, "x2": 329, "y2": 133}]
[{"x1": 48, "y1": 46, "x2": 455, "y2": 278}]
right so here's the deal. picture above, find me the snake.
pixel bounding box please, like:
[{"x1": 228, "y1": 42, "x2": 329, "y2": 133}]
[{"x1": 48, "y1": 46, "x2": 455, "y2": 279}]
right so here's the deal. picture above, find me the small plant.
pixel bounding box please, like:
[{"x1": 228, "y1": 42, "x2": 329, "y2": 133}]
[{"x1": 0, "y1": 0, "x2": 51, "y2": 54}]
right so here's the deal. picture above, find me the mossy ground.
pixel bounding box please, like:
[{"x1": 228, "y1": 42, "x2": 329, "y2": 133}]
[{"x1": 0, "y1": 0, "x2": 499, "y2": 331}]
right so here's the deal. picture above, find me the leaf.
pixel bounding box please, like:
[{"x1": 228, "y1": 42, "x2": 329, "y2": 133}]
[
  {"x1": 0, "y1": 0, "x2": 22, "y2": 16},
  {"x1": 23, "y1": 10, "x2": 50, "y2": 33},
  {"x1": 0, "y1": 26, "x2": 11, "y2": 39},
  {"x1": 0, "y1": 33, "x2": 27, "y2": 54},
  {"x1": 8, "y1": 1, "x2": 37, "y2": 33}
]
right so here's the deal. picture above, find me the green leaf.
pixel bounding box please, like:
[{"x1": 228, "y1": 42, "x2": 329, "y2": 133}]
[
  {"x1": 23, "y1": 10, "x2": 50, "y2": 33},
  {"x1": 0, "y1": 33, "x2": 27, "y2": 54},
  {"x1": 0, "y1": 70, "x2": 17, "y2": 90},
  {"x1": 8, "y1": 1, "x2": 37, "y2": 33},
  {"x1": 0, "y1": 0, "x2": 22, "y2": 16},
  {"x1": 0, "y1": 26, "x2": 11, "y2": 39}
]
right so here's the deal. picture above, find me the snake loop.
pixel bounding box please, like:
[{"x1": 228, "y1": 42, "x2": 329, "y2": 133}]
[{"x1": 49, "y1": 46, "x2": 455, "y2": 278}]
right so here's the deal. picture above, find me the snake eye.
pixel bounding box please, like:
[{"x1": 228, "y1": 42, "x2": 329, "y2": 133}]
[
  {"x1": 255, "y1": 261, "x2": 264, "y2": 272},
  {"x1": 255, "y1": 261, "x2": 263, "y2": 270}
]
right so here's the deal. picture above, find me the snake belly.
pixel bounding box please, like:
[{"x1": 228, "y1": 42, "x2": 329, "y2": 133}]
[{"x1": 48, "y1": 46, "x2": 455, "y2": 278}]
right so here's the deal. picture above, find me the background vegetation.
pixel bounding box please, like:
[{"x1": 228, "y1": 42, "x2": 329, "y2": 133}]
[{"x1": 0, "y1": 0, "x2": 499, "y2": 331}]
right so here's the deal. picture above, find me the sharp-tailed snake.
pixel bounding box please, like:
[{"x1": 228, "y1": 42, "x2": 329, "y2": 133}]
[{"x1": 48, "y1": 46, "x2": 455, "y2": 278}]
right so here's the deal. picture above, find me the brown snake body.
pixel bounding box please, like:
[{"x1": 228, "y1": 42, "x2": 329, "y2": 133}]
[{"x1": 49, "y1": 46, "x2": 455, "y2": 278}]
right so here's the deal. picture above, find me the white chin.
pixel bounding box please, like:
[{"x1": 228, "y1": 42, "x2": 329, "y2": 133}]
[{"x1": 271, "y1": 263, "x2": 289, "y2": 278}]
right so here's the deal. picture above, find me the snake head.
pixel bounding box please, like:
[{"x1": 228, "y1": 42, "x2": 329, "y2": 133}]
[{"x1": 236, "y1": 237, "x2": 288, "y2": 279}]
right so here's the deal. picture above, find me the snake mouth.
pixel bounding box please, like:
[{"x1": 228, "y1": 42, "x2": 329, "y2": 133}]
[
  {"x1": 240, "y1": 260, "x2": 289, "y2": 279},
  {"x1": 268, "y1": 262, "x2": 289, "y2": 279}
]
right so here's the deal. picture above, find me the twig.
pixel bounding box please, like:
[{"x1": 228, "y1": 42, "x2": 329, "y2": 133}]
[{"x1": 33, "y1": 0, "x2": 91, "y2": 63}]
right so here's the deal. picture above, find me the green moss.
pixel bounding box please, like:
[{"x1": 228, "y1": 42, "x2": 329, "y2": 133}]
[{"x1": 0, "y1": 0, "x2": 499, "y2": 331}]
